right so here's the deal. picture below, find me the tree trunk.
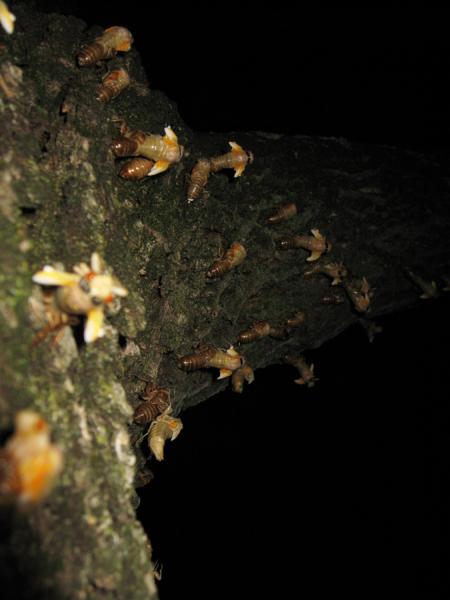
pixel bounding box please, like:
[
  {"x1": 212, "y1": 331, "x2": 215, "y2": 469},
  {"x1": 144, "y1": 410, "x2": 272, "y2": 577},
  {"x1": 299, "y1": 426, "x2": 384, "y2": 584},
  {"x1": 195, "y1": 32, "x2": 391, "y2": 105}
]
[{"x1": 1, "y1": 3, "x2": 449, "y2": 599}]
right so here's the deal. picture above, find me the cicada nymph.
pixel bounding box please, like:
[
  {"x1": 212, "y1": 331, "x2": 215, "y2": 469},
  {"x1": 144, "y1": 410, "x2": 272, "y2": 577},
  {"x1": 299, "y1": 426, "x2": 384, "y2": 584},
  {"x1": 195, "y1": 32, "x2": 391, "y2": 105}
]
[
  {"x1": 342, "y1": 276, "x2": 372, "y2": 313},
  {"x1": 266, "y1": 202, "x2": 298, "y2": 225},
  {"x1": 359, "y1": 319, "x2": 383, "y2": 343},
  {"x1": 231, "y1": 365, "x2": 255, "y2": 394},
  {"x1": 133, "y1": 383, "x2": 171, "y2": 425},
  {"x1": 178, "y1": 345, "x2": 243, "y2": 379},
  {"x1": 210, "y1": 142, "x2": 253, "y2": 178},
  {"x1": 96, "y1": 68, "x2": 130, "y2": 103},
  {"x1": 32, "y1": 252, "x2": 128, "y2": 344},
  {"x1": 112, "y1": 125, "x2": 183, "y2": 176},
  {"x1": 187, "y1": 159, "x2": 211, "y2": 203},
  {"x1": 237, "y1": 320, "x2": 285, "y2": 344},
  {"x1": 0, "y1": 410, "x2": 63, "y2": 505},
  {"x1": 322, "y1": 293, "x2": 345, "y2": 305},
  {"x1": 304, "y1": 261, "x2": 348, "y2": 286},
  {"x1": 284, "y1": 355, "x2": 318, "y2": 387},
  {"x1": 207, "y1": 242, "x2": 247, "y2": 279},
  {"x1": 119, "y1": 157, "x2": 155, "y2": 180},
  {"x1": 280, "y1": 229, "x2": 331, "y2": 262},
  {"x1": 148, "y1": 412, "x2": 183, "y2": 462},
  {"x1": 284, "y1": 311, "x2": 305, "y2": 330},
  {"x1": 406, "y1": 269, "x2": 438, "y2": 300},
  {"x1": 77, "y1": 26, "x2": 133, "y2": 67}
]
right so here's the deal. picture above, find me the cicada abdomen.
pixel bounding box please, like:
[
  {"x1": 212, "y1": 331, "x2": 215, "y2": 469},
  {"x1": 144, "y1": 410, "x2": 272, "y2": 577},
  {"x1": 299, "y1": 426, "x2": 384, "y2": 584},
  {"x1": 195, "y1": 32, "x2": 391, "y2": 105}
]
[
  {"x1": 207, "y1": 242, "x2": 247, "y2": 279},
  {"x1": 187, "y1": 159, "x2": 211, "y2": 203},
  {"x1": 178, "y1": 345, "x2": 216, "y2": 371},
  {"x1": 111, "y1": 129, "x2": 146, "y2": 157},
  {"x1": 133, "y1": 387, "x2": 170, "y2": 425},
  {"x1": 266, "y1": 202, "x2": 297, "y2": 225},
  {"x1": 178, "y1": 345, "x2": 243, "y2": 380},
  {"x1": 96, "y1": 68, "x2": 130, "y2": 103},
  {"x1": 237, "y1": 321, "x2": 272, "y2": 344},
  {"x1": 77, "y1": 26, "x2": 133, "y2": 67},
  {"x1": 119, "y1": 157, "x2": 154, "y2": 179}
]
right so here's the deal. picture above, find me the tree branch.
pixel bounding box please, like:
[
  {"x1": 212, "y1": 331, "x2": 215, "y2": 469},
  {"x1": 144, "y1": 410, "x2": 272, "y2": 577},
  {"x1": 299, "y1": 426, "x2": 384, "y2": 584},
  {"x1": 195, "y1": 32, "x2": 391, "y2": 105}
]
[{"x1": 1, "y1": 3, "x2": 449, "y2": 598}]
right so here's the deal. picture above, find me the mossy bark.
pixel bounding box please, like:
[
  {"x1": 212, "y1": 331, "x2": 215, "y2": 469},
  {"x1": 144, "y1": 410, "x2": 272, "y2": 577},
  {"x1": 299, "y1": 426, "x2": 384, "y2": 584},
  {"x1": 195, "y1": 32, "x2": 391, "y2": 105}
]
[{"x1": 1, "y1": 3, "x2": 449, "y2": 599}]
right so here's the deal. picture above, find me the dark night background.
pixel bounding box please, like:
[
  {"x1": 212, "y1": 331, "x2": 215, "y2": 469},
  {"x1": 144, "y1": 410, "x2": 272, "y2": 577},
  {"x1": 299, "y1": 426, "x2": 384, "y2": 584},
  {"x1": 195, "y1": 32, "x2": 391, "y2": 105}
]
[{"x1": 31, "y1": 2, "x2": 450, "y2": 596}]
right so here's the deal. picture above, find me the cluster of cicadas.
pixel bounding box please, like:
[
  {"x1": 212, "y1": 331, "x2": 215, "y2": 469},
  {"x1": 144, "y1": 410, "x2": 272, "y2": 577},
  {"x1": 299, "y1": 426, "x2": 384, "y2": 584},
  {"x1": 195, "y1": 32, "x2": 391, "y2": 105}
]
[
  {"x1": 7, "y1": 24, "x2": 382, "y2": 504},
  {"x1": 77, "y1": 25, "x2": 133, "y2": 103},
  {"x1": 74, "y1": 26, "x2": 254, "y2": 187},
  {"x1": 266, "y1": 201, "x2": 373, "y2": 313}
]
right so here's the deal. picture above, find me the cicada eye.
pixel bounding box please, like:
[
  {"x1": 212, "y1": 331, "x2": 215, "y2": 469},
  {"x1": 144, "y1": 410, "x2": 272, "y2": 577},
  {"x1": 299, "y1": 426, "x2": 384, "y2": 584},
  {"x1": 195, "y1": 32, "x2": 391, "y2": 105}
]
[
  {"x1": 79, "y1": 278, "x2": 90, "y2": 293},
  {"x1": 91, "y1": 296, "x2": 102, "y2": 306}
]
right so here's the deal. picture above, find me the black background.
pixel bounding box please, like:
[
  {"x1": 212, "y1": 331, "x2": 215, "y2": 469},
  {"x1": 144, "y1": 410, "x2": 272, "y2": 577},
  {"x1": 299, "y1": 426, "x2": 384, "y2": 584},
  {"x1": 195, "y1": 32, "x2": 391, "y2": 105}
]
[{"x1": 32, "y1": 2, "x2": 450, "y2": 596}]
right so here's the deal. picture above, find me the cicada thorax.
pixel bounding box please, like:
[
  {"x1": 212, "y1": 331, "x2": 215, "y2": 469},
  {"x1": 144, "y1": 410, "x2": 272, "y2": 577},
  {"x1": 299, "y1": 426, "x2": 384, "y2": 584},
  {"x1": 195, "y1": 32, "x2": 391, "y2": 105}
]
[
  {"x1": 266, "y1": 202, "x2": 298, "y2": 225},
  {"x1": 119, "y1": 157, "x2": 154, "y2": 179},
  {"x1": 207, "y1": 242, "x2": 247, "y2": 279},
  {"x1": 237, "y1": 320, "x2": 272, "y2": 344},
  {"x1": 280, "y1": 230, "x2": 330, "y2": 261},
  {"x1": 139, "y1": 134, "x2": 183, "y2": 163},
  {"x1": 187, "y1": 159, "x2": 211, "y2": 202},
  {"x1": 54, "y1": 282, "x2": 94, "y2": 315},
  {"x1": 148, "y1": 414, "x2": 183, "y2": 462},
  {"x1": 96, "y1": 68, "x2": 130, "y2": 103},
  {"x1": 178, "y1": 344, "x2": 216, "y2": 371},
  {"x1": 77, "y1": 26, "x2": 133, "y2": 67},
  {"x1": 269, "y1": 327, "x2": 288, "y2": 340},
  {"x1": 207, "y1": 349, "x2": 243, "y2": 372},
  {"x1": 210, "y1": 142, "x2": 253, "y2": 177},
  {"x1": 231, "y1": 365, "x2": 255, "y2": 394}
]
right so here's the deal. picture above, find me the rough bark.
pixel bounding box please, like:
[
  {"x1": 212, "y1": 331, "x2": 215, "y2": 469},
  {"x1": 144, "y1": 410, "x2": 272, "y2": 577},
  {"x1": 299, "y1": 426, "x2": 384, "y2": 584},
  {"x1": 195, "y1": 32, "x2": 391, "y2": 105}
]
[{"x1": 0, "y1": 3, "x2": 449, "y2": 599}]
